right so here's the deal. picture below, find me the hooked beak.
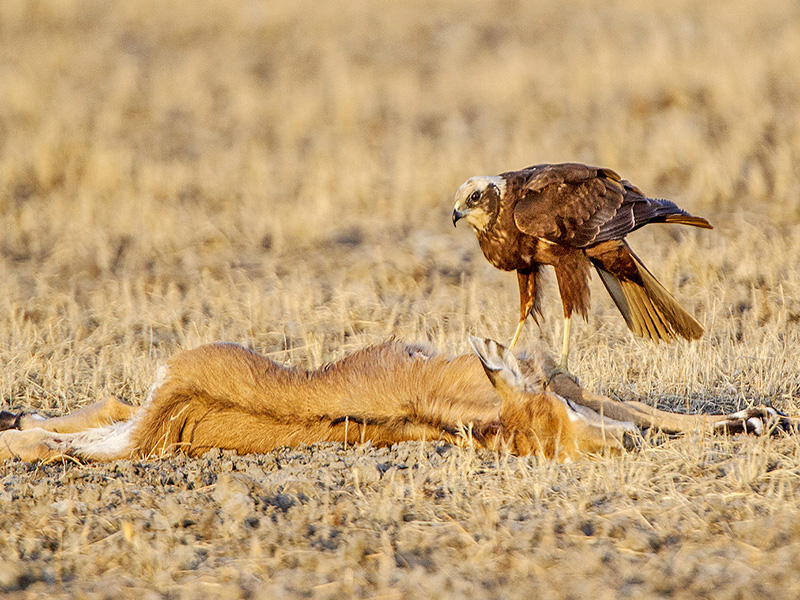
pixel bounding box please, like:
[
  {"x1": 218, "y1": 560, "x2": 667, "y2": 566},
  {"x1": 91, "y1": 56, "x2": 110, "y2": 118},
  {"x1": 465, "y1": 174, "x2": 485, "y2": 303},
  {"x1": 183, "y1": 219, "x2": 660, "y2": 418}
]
[{"x1": 452, "y1": 208, "x2": 466, "y2": 227}]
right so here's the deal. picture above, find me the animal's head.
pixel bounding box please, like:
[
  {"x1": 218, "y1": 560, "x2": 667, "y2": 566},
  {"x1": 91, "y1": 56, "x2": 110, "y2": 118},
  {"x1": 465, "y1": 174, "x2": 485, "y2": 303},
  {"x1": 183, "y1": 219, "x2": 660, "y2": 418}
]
[
  {"x1": 452, "y1": 175, "x2": 506, "y2": 231},
  {"x1": 469, "y1": 336, "x2": 638, "y2": 459},
  {"x1": 469, "y1": 336, "x2": 568, "y2": 458}
]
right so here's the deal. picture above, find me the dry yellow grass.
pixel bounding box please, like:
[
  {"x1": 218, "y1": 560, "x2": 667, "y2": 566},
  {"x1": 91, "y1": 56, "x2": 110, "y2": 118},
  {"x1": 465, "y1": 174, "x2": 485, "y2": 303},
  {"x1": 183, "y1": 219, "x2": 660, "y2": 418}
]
[{"x1": 2, "y1": 0, "x2": 800, "y2": 597}]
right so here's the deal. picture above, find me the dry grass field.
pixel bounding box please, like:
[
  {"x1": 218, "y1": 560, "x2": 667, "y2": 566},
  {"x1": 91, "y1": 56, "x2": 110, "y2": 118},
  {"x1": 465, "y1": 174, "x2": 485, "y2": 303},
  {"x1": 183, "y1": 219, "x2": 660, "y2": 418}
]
[{"x1": 2, "y1": 0, "x2": 800, "y2": 597}]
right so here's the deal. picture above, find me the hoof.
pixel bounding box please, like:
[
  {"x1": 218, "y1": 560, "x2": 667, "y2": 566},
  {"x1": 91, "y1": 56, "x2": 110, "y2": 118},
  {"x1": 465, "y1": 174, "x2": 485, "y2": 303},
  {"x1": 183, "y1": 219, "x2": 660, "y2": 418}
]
[
  {"x1": 620, "y1": 429, "x2": 642, "y2": 452},
  {"x1": 714, "y1": 406, "x2": 796, "y2": 436},
  {"x1": 0, "y1": 410, "x2": 21, "y2": 431}
]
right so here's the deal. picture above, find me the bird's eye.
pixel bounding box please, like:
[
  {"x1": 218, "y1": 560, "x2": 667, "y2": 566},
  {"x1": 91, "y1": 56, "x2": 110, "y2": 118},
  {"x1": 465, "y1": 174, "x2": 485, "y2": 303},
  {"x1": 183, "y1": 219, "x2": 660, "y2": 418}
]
[{"x1": 469, "y1": 190, "x2": 481, "y2": 204}]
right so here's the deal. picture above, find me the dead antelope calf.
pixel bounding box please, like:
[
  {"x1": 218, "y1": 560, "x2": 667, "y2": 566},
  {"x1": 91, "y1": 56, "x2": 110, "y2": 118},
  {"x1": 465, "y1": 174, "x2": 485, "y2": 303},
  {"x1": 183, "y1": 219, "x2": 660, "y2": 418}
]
[{"x1": 0, "y1": 337, "x2": 792, "y2": 463}]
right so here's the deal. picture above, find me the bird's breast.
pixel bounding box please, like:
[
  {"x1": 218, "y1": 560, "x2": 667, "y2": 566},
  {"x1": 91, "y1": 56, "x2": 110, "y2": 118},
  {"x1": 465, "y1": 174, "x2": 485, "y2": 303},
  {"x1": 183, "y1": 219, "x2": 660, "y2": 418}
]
[
  {"x1": 477, "y1": 227, "x2": 575, "y2": 271},
  {"x1": 477, "y1": 229, "x2": 529, "y2": 271}
]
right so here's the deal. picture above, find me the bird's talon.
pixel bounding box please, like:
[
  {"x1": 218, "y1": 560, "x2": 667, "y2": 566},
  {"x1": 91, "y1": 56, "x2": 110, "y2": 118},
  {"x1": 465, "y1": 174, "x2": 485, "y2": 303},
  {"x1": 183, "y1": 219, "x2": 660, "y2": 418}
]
[{"x1": 546, "y1": 366, "x2": 580, "y2": 388}]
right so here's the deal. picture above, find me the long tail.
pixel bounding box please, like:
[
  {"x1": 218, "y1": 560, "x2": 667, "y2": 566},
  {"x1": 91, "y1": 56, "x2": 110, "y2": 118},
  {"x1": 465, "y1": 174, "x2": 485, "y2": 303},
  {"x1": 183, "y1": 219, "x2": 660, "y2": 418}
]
[{"x1": 592, "y1": 244, "x2": 704, "y2": 342}]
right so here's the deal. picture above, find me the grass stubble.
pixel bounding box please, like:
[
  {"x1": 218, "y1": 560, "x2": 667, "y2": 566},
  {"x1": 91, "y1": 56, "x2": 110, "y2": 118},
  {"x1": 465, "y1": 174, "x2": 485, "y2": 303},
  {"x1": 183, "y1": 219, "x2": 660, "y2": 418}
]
[{"x1": 1, "y1": 0, "x2": 800, "y2": 597}]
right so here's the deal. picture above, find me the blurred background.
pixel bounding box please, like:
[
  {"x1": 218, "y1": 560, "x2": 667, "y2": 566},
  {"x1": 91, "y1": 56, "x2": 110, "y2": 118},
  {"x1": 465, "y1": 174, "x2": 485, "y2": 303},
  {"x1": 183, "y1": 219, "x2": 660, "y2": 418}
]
[{"x1": 1, "y1": 0, "x2": 799, "y2": 410}]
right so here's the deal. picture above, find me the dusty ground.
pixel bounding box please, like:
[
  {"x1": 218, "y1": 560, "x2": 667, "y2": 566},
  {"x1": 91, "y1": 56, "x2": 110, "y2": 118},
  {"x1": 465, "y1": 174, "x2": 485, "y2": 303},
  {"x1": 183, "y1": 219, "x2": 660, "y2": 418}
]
[
  {"x1": 2, "y1": 0, "x2": 800, "y2": 597},
  {"x1": 3, "y1": 438, "x2": 800, "y2": 599}
]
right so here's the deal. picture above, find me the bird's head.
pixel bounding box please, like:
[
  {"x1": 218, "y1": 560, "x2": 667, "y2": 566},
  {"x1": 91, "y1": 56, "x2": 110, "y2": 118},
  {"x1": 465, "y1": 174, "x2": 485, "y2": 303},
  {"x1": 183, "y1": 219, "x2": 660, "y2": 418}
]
[{"x1": 452, "y1": 175, "x2": 505, "y2": 231}]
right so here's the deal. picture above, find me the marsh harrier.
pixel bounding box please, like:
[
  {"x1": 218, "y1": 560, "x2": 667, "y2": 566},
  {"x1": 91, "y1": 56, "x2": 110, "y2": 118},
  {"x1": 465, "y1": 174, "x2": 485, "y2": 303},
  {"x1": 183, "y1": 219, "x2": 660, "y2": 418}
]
[{"x1": 452, "y1": 163, "x2": 711, "y2": 374}]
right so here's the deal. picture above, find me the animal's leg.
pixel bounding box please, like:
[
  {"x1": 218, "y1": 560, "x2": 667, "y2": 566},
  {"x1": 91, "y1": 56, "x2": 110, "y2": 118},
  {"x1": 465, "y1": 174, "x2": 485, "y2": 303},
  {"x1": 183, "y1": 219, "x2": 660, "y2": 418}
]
[
  {"x1": 548, "y1": 252, "x2": 591, "y2": 381},
  {"x1": 510, "y1": 268, "x2": 540, "y2": 351},
  {"x1": 710, "y1": 407, "x2": 796, "y2": 435},
  {"x1": 0, "y1": 428, "x2": 76, "y2": 462},
  {"x1": 542, "y1": 315, "x2": 580, "y2": 386},
  {"x1": 559, "y1": 316, "x2": 571, "y2": 372},
  {"x1": 548, "y1": 374, "x2": 795, "y2": 436},
  {"x1": 509, "y1": 319, "x2": 526, "y2": 353},
  {"x1": 15, "y1": 397, "x2": 137, "y2": 433},
  {"x1": 509, "y1": 282, "x2": 533, "y2": 352},
  {"x1": 560, "y1": 401, "x2": 639, "y2": 455}
]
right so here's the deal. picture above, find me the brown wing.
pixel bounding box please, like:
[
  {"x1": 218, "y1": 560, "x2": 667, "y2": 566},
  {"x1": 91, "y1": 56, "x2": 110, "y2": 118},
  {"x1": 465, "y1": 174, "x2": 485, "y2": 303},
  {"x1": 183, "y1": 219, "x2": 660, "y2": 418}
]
[{"x1": 511, "y1": 163, "x2": 711, "y2": 248}]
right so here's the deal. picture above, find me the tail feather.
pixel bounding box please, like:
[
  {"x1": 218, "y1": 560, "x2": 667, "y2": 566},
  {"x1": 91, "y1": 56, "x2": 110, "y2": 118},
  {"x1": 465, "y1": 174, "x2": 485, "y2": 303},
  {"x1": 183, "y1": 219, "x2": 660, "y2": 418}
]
[{"x1": 595, "y1": 249, "x2": 704, "y2": 342}]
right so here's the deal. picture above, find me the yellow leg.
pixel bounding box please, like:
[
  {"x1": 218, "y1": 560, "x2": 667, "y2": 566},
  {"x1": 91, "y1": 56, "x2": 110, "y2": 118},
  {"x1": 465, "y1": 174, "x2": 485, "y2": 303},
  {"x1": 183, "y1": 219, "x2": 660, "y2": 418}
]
[
  {"x1": 509, "y1": 318, "x2": 526, "y2": 351},
  {"x1": 559, "y1": 316, "x2": 571, "y2": 370},
  {"x1": 547, "y1": 315, "x2": 579, "y2": 386}
]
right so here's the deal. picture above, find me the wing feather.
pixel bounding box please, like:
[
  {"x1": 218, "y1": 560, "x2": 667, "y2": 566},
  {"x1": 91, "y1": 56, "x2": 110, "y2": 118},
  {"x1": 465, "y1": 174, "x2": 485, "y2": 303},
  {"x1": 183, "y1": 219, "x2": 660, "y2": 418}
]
[
  {"x1": 593, "y1": 191, "x2": 713, "y2": 244},
  {"x1": 512, "y1": 164, "x2": 625, "y2": 247},
  {"x1": 511, "y1": 164, "x2": 712, "y2": 248},
  {"x1": 591, "y1": 241, "x2": 704, "y2": 342}
]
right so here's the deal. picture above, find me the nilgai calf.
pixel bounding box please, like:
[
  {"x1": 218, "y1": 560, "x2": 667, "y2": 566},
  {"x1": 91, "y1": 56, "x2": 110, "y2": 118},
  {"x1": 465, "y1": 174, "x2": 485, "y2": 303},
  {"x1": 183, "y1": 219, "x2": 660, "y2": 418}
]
[{"x1": 0, "y1": 338, "x2": 791, "y2": 463}]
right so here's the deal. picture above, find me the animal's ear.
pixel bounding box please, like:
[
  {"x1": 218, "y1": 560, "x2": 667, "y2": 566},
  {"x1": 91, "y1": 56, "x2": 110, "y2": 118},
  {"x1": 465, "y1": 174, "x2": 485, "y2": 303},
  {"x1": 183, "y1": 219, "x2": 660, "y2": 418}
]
[{"x1": 469, "y1": 336, "x2": 526, "y2": 394}]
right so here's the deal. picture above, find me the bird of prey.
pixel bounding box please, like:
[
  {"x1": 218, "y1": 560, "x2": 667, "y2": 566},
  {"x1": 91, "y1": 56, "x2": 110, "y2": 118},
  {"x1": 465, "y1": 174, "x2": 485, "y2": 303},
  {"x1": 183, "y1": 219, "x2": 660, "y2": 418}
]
[{"x1": 452, "y1": 162, "x2": 712, "y2": 374}]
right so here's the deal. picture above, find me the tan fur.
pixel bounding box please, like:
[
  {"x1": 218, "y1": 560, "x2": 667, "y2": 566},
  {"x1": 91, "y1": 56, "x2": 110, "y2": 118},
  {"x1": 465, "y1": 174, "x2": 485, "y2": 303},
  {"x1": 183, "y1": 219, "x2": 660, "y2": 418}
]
[{"x1": 0, "y1": 339, "x2": 792, "y2": 463}]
